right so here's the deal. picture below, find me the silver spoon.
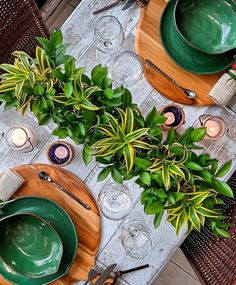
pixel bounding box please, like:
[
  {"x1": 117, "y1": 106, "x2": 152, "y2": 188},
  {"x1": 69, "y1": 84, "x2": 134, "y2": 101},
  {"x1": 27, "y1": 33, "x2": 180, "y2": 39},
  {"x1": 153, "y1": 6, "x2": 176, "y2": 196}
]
[
  {"x1": 145, "y1": 59, "x2": 196, "y2": 99},
  {"x1": 39, "y1": 171, "x2": 91, "y2": 210}
]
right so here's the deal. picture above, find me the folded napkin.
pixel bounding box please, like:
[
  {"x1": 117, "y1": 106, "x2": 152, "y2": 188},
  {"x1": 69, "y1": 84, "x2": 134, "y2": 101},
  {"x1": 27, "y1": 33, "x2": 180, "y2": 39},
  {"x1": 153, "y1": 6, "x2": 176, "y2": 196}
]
[
  {"x1": 209, "y1": 70, "x2": 236, "y2": 107},
  {"x1": 0, "y1": 170, "x2": 25, "y2": 202}
]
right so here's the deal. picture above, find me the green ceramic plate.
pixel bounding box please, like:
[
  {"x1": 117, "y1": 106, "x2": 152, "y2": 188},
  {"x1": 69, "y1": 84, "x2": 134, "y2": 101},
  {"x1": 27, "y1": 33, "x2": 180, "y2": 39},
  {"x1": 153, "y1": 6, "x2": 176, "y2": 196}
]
[
  {"x1": 175, "y1": 0, "x2": 236, "y2": 54},
  {"x1": 0, "y1": 213, "x2": 63, "y2": 278},
  {"x1": 0, "y1": 197, "x2": 78, "y2": 285},
  {"x1": 160, "y1": 0, "x2": 236, "y2": 74}
]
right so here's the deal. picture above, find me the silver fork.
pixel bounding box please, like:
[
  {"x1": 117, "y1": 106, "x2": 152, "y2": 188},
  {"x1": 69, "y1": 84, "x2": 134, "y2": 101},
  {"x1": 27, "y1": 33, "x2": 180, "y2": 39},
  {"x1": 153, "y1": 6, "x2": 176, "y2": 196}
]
[{"x1": 84, "y1": 265, "x2": 103, "y2": 285}]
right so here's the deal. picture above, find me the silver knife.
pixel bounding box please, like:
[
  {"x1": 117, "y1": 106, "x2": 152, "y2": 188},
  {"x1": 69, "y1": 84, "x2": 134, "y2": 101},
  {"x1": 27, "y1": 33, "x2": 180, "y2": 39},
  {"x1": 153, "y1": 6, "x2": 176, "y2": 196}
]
[
  {"x1": 94, "y1": 264, "x2": 117, "y2": 285},
  {"x1": 122, "y1": 0, "x2": 135, "y2": 10}
]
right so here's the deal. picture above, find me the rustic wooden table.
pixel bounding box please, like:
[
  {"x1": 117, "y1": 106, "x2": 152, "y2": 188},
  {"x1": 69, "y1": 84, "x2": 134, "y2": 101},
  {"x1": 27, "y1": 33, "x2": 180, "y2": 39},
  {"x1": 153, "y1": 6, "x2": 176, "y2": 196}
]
[{"x1": 1, "y1": 1, "x2": 236, "y2": 284}]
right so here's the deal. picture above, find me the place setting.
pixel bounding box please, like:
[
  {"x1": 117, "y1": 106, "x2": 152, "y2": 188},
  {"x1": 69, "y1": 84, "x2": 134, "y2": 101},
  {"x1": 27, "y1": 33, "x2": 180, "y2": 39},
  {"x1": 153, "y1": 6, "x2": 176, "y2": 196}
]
[{"x1": 0, "y1": 0, "x2": 235, "y2": 285}]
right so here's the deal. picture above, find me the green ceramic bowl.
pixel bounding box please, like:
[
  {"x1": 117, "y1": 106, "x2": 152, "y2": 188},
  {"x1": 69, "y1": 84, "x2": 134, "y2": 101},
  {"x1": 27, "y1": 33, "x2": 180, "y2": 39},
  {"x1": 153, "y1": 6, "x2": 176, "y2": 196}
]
[
  {"x1": 0, "y1": 213, "x2": 63, "y2": 278},
  {"x1": 175, "y1": 0, "x2": 236, "y2": 54},
  {"x1": 0, "y1": 197, "x2": 78, "y2": 285},
  {"x1": 160, "y1": 0, "x2": 236, "y2": 74}
]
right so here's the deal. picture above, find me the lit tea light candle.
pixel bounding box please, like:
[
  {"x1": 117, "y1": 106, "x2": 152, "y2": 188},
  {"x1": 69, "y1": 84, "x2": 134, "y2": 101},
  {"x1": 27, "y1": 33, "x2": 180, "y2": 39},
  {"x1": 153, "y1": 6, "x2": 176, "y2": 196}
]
[
  {"x1": 48, "y1": 141, "x2": 74, "y2": 167},
  {"x1": 205, "y1": 120, "x2": 220, "y2": 138},
  {"x1": 11, "y1": 128, "x2": 27, "y2": 147},
  {"x1": 164, "y1": 112, "x2": 175, "y2": 125},
  {"x1": 160, "y1": 104, "x2": 185, "y2": 131},
  {"x1": 54, "y1": 146, "x2": 69, "y2": 160}
]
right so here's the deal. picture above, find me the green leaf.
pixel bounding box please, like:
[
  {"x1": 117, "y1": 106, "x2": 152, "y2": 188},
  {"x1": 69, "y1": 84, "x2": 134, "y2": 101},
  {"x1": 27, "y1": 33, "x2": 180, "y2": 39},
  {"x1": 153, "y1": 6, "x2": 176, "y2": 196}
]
[
  {"x1": 146, "y1": 107, "x2": 158, "y2": 126},
  {"x1": 91, "y1": 64, "x2": 108, "y2": 86},
  {"x1": 146, "y1": 201, "x2": 164, "y2": 215},
  {"x1": 121, "y1": 88, "x2": 132, "y2": 107},
  {"x1": 156, "y1": 189, "x2": 167, "y2": 199},
  {"x1": 111, "y1": 168, "x2": 123, "y2": 184},
  {"x1": 185, "y1": 161, "x2": 202, "y2": 171},
  {"x1": 199, "y1": 171, "x2": 213, "y2": 183},
  {"x1": 38, "y1": 97, "x2": 48, "y2": 113},
  {"x1": 214, "y1": 227, "x2": 230, "y2": 238},
  {"x1": 82, "y1": 144, "x2": 92, "y2": 166},
  {"x1": 64, "y1": 82, "x2": 73, "y2": 98},
  {"x1": 78, "y1": 122, "x2": 86, "y2": 136},
  {"x1": 52, "y1": 69, "x2": 66, "y2": 82},
  {"x1": 52, "y1": 127, "x2": 68, "y2": 138},
  {"x1": 215, "y1": 161, "x2": 232, "y2": 178},
  {"x1": 33, "y1": 84, "x2": 44, "y2": 96},
  {"x1": 104, "y1": 88, "x2": 113, "y2": 99},
  {"x1": 97, "y1": 167, "x2": 111, "y2": 182},
  {"x1": 166, "y1": 128, "x2": 175, "y2": 145},
  {"x1": 140, "y1": 171, "x2": 151, "y2": 185},
  {"x1": 154, "y1": 210, "x2": 164, "y2": 228},
  {"x1": 37, "y1": 113, "x2": 52, "y2": 125},
  {"x1": 4, "y1": 101, "x2": 16, "y2": 111},
  {"x1": 153, "y1": 115, "x2": 167, "y2": 126},
  {"x1": 190, "y1": 127, "x2": 206, "y2": 142},
  {"x1": 50, "y1": 30, "x2": 63, "y2": 48},
  {"x1": 212, "y1": 180, "x2": 234, "y2": 198},
  {"x1": 134, "y1": 157, "x2": 152, "y2": 170},
  {"x1": 167, "y1": 192, "x2": 175, "y2": 204}
]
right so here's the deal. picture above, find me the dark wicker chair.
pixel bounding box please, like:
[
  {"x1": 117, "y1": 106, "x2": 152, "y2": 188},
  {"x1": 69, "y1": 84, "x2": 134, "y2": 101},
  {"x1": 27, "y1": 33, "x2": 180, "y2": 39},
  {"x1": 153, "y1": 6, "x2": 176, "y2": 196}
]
[
  {"x1": 0, "y1": 0, "x2": 49, "y2": 64},
  {"x1": 181, "y1": 171, "x2": 236, "y2": 285}
]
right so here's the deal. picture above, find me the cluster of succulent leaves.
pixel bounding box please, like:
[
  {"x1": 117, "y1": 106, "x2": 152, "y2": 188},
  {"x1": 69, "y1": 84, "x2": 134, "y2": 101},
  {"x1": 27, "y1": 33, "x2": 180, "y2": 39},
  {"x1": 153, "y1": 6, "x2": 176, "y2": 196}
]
[{"x1": 0, "y1": 30, "x2": 234, "y2": 237}]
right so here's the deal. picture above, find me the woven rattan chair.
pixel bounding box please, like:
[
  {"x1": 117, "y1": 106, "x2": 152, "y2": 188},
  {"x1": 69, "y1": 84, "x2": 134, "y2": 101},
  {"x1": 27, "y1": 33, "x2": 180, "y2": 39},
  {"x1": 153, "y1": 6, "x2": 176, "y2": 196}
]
[
  {"x1": 0, "y1": 0, "x2": 49, "y2": 64},
  {"x1": 181, "y1": 171, "x2": 236, "y2": 285}
]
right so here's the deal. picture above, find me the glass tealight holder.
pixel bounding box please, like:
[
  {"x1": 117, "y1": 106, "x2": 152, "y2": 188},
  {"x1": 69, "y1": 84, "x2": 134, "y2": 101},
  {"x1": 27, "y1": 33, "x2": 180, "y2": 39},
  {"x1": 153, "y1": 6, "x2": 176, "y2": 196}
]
[
  {"x1": 160, "y1": 104, "x2": 185, "y2": 131},
  {"x1": 198, "y1": 115, "x2": 228, "y2": 140},
  {"x1": 3, "y1": 125, "x2": 37, "y2": 153}
]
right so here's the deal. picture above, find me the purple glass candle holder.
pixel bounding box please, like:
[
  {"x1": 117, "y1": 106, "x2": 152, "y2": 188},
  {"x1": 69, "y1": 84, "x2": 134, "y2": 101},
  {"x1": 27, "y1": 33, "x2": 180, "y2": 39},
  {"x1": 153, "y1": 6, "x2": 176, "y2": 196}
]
[
  {"x1": 47, "y1": 141, "x2": 74, "y2": 167},
  {"x1": 160, "y1": 104, "x2": 185, "y2": 131}
]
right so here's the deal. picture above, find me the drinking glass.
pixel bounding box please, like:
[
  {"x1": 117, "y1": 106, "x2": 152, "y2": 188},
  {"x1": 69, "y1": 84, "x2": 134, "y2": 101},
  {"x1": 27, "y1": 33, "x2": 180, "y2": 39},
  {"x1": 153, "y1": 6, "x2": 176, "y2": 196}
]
[
  {"x1": 120, "y1": 216, "x2": 152, "y2": 259},
  {"x1": 108, "y1": 51, "x2": 144, "y2": 88},
  {"x1": 93, "y1": 16, "x2": 124, "y2": 63},
  {"x1": 98, "y1": 182, "x2": 132, "y2": 221}
]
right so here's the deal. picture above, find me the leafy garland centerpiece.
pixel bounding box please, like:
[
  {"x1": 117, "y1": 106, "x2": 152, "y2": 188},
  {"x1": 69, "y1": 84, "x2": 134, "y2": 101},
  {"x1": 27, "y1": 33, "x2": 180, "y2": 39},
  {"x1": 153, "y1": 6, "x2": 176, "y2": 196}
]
[{"x1": 0, "y1": 30, "x2": 234, "y2": 237}]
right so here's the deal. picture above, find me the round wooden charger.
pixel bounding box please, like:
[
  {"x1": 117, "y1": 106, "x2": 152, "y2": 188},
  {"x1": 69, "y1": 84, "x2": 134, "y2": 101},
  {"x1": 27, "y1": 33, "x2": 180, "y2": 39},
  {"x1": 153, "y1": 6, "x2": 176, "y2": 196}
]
[
  {"x1": 0, "y1": 164, "x2": 101, "y2": 285},
  {"x1": 135, "y1": 0, "x2": 225, "y2": 106}
]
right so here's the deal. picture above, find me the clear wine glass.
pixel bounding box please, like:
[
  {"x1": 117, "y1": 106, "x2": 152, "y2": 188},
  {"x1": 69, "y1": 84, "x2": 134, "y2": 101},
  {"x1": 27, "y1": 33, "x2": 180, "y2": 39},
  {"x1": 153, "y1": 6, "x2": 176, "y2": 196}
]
[
  {"x1": 93, "y1": 16, "x2": 124, "y2": 64},
  {"x1": 98, "y1": 181, "x2": 132, "y2": 221},
  {"x1": 108, "y1": 51, "x2": 144, "y2": 88},
  {"x1": 120, "y1": 216, "x2": 152, "y2": 259}
]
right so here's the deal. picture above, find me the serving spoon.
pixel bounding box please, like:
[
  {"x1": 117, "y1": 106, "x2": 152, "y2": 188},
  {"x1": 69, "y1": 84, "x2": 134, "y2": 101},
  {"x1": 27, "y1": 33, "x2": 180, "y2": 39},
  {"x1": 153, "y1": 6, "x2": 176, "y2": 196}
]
[{"x1": 39, "y1": 171, "x2": 91, "y2": 210}]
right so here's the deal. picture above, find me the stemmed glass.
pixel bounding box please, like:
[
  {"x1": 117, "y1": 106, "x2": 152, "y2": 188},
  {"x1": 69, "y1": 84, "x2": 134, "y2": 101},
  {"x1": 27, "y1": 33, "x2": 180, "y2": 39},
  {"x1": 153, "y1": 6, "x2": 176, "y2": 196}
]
[
  {"x1": 98, "y1": 181, "x2": 132, "y2": 221},
  {"x1": 120, "y1": 216, "x2": 152, "y2": 259},
  {"x1": 108, "y1": 51, "x2": 144, "y2": 88},
  {"x1": 93, "y1": 16, "x2": 124, "y2": 65}
]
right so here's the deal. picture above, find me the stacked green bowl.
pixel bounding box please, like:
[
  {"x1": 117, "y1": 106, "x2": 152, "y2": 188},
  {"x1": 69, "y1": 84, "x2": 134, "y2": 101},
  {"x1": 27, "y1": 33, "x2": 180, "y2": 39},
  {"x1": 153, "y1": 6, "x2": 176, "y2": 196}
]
[
  {"x1": 0, "y1": 197, "x2": 78, "y2": 285},
  {"x1": 160, "y1": 0, "x2": 236, "y2": 74}
]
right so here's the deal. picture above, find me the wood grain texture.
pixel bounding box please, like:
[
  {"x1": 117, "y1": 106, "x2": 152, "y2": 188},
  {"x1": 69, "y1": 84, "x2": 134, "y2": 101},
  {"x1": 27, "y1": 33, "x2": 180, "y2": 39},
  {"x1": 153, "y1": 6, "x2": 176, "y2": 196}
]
[
  {"x1": 0, "y1": 164, "x2": 101, "y2": 285},
  {"x1": 135, "y1": 0, "x2": 223, "y2": 106}
]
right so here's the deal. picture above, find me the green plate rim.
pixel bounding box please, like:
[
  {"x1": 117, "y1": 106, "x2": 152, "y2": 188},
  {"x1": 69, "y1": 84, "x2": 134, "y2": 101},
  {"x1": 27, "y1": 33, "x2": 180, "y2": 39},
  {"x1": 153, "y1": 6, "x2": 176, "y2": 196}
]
[
  {"x1": 160, "y1": 0, "x2": 236, "y2": 74},
  {"x1": 0, "y1": 212, "x2": 63, "y2": 279},
  {"x1": 174, "y1": 0, "x2": 236, "y2": 55},
  {"x1": 0, "y1": 196, "x2": 78, "y2": 285}
]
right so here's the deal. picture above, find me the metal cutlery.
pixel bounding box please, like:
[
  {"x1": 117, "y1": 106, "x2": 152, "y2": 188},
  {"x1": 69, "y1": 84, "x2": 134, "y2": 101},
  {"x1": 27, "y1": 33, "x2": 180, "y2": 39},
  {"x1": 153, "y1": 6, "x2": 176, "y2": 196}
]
[
  {"x1": 38, "y1": 171, "x2": 91, "y2": 210},
  {"x1": 122, "y1": 0, "x2": 135, "y2": 10},
  {"x1": 92, "y1": 0, "x2": 126, "y2": 15},
  {"x1": 84, "y1": 265, "x2": 103, "y2": 285},
  {"x1": 145, "y1": 59, "x2": 197, "y2": 99},
  {"x1": 94, "y1": 264, "x2": 117, "y2": 285}
]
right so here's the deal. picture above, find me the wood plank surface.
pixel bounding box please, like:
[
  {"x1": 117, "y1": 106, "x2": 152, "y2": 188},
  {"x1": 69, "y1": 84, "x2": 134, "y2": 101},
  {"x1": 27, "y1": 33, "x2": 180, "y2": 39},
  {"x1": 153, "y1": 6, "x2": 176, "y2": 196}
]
[
  {"x1": 135, "y1": 0, "x2": 224, "y2": 106},
  {"x1": 0, "y1": 164, "x2": 101, "y2": 285}
]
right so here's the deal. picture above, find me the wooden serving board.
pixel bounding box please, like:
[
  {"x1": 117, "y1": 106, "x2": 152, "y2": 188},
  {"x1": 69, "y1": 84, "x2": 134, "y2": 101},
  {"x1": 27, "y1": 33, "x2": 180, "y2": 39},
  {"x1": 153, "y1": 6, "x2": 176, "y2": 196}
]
[
  {"x1": 135, "y1": 0, "x2": 224, "y2": 106},
  {"x1": 0, "y1": 164, "x2": 101, "y2": 285}
]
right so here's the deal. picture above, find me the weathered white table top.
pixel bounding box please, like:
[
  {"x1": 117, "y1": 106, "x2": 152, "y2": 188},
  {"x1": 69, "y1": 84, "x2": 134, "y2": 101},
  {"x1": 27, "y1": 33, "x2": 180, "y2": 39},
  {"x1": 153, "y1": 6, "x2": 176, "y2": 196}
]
[{"x1": 1, "y1": 1, "x2": 236, "y2": 284}]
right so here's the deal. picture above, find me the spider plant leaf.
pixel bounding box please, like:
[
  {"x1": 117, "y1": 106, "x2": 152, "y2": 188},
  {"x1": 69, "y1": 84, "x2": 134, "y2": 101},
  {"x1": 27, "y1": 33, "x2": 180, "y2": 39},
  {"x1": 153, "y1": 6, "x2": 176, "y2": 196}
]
[
  {"x1": 189, "y1": 207, "x2": 201, "y2": 231},
  {"x1": 0, "y1": 64, "x2": 25, "y2": 75},
  {"x1": 162, "y1": 163, "x2": 170, "y2": 190},
  {"x1": 215, "y1": 160, "x2": 232, "y2": 178},
  {"x1": 84, "y1": 86, "x2": 102, "y2": 98},
  {"x1": 188, "y1": 192, "x2": 211, "y2": 205},
  {"x1": 124, "y1": 107, "x2": 134, "y2": 134},
  {"x1": 176, "y1": 211, "x2": 187, "y2": 235},
  {"x1": 169, "y1": 165, "x2": 185, "y2": 179},
  {"x1": 154, "y1": 210, "x2": 164, "y2": 228},
  {"x1": 214, "y1": 227, "x2": 230, "y2": 238},
  {"x1": 131, "y1": 140, "x2": 153, "y2": 150},
  {"x1": 15, "y1": 81, "x2": 24, "y2": 98},
  {"x1": 123, "y1": 144, "x2": 135, "y2": 172},
  {"x1": 125, "y1": 128, "x2": 149, "y2": 142},
  {"x1": 80, "y1": 100, "x2": 99, "y2": 111},
  {"x1": 195, "y1": 206, "x2": 219, "y2": 218}
]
